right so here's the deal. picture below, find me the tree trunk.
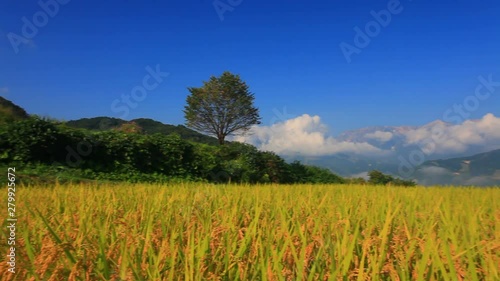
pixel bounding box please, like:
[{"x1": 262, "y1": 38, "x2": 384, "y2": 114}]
[{"x1": 218, "y1": 134, "x2": 225, "y2": 145}]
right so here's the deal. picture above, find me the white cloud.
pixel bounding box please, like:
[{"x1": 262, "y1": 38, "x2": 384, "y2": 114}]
[
  {"x1": 403, "y1": 113, "x2": 500, "y2": 154},
  {"x1": 234, "y1": 112, "x2": 500, "y2": 159},
  {"x1": 365, "y1": 131, "x2": 393, "y2": 142},
  {"x1": 349, "y1": 171, "x2": 370, "y2": 180},
  {"x1": 414, "y1": 166, "x2": 455, "y2": 186},
  {"x1": 0, "y1": 87, "x2": 9, "y2": 94},
  {"x1": 234, "y1": 114, "x2": 387, "y2": 156}
]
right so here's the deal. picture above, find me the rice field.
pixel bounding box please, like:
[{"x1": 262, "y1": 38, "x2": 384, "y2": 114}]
[{"x1": 1, "y1": 183, "x2": 499, "y2": 280}]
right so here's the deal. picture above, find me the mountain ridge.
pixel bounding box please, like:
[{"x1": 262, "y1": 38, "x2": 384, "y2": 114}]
[
  {"x1": 414, "y1": 149, "x2": 500, "y2": 186},
  {"x1": 65, "y1": 116, "x2": 219, "y2": 145},
  {"x1": 0, "y1": 96, "x2": 30, "y2": 124}
]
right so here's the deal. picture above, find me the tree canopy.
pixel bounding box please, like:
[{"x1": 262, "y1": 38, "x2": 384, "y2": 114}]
[{"x1": 183, "y1": 71, "x2": 261, "y2": 145}]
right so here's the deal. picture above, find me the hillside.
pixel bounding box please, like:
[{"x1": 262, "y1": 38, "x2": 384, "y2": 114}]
[
  {"x1": 415, "y1": 149, "x2": 500, "y2": 186},
  {"x1": 0, "y1": 98, "x2": 354, "y2": 185},
  {"x1": 0, "y1": 97, "x2": 220, "y2": 145},
  {"x1": 65, "y1": 117, "x2": 219, "y2": 145},
  {"x1": 0, "y1": 96, "x2": 29, "y2": 124}
]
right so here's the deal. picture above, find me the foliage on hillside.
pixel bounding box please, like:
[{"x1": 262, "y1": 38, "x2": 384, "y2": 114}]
[
  {"x1": 0, "y1": 96, "x2": 30, "y2": 125},
  {"x1": 65, "y1": 117, "x2": 219, "y2": 145},
  {"x1": 0, "y1": 117, "x2": 350, "y2": 185},
  {"x1": 0, "y1": 96, "x2": 413, "y2": 186},
  {"x1": 368, "y1": 170, "x2": 416, "y2": 187}
]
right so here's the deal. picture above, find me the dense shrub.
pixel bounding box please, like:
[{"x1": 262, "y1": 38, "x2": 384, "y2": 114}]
[
  {"x1": 0, "y1": 117, "x2": 66, "y2": 164},
  {"x1": 0, "y1": 118, "x2": 354, "y2": 184}
]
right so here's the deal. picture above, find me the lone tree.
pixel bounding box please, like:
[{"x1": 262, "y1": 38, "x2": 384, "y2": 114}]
[{"x1": 184, "y1": 71, "x2": 261, "y2": 145}]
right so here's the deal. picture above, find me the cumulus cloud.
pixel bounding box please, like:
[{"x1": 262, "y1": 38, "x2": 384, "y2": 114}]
[
  {"x1": 234, "y1": 114, "x2": 387, "y2": 156},
  {"x1": 234, "y1": 112, "x2": 500, "y2": 159},
  {"x1": 403, "y1": 113, "x2": 500, "y2": 154},
  {"x1": 365, "y1": 131, "x2": 393, "y2": 142}
]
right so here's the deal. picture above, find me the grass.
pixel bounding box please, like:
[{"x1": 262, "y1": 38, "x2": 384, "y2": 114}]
[{"x1": 1, "y1": 183, "x2": 499, "y2": 280}]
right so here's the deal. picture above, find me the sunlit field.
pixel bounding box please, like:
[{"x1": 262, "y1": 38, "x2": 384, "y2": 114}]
[{"x1": 1, "y1": 183, "x2": 499, "y2": 281}]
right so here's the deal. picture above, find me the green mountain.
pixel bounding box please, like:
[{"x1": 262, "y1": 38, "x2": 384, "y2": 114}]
[
  {"x1": 415, "y1": 149, "x2": 500, "y2": 186},
  {"x1": 0, "y1": 96, "x2": 220, "y2": 146},
  {"x1": 65, "y1": 117, "x2": 219, "y2": 145},
  {"x1": 0, "y1": 96, "x2": 29, "y2": 124}
]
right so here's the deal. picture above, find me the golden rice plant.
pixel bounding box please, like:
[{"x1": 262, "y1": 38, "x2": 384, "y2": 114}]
[{"x1": 0, "y1": 182, "x2": 499, "y2": 280}]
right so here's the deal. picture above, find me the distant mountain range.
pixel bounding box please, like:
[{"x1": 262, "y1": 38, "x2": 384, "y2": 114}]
[
  {"x1": 283, "y1": 116, "x2": 500, "y2": 186},
  {"x1": 414, "y1": 149, "x2": 500, "y2": 186},
  {"x1": 288, "y1": 124, "x2": 432, "y2": 177}
]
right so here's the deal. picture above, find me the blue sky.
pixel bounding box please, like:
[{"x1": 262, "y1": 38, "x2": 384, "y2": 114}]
[{"x1": 1, "y1": 0, "x2": 499, "y2": 135}]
